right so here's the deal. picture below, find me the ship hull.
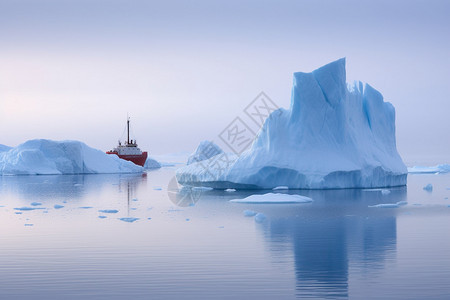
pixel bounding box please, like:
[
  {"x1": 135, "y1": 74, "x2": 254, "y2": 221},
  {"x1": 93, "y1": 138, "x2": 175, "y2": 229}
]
[{"x1": 106, "y1": 151, "x2": 148, "y2": 167}]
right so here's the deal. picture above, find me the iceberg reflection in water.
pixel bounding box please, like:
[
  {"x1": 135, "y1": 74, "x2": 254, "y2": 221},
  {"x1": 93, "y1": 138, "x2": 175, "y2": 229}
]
[{"x1": 0, "y1": 169, "x2": 450, "y2": 299}]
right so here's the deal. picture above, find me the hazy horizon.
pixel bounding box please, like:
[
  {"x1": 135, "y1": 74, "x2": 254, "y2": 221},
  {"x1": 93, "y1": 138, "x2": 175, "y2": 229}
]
[{"x1": 1, "y1": 0, "x2": 449, "y2": 164}]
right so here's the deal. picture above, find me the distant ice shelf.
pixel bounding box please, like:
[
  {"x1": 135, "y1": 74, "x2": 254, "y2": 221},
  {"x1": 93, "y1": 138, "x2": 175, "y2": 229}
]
[
  {"x1": 408, "y1": 164, "x2": 450, "y2": 174},
  {"x1": 177, "y1": 58, "x2": 407, "y2": 189}
]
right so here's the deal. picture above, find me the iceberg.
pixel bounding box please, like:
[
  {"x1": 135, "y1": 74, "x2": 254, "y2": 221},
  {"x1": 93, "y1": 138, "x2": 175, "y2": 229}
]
[
  {"x1": 0, "y1": 144, "x2": 12, "y2": 152},
  {"x1": 144, "y1": 157, "x2": 161, "y2": 169},
  {"x1": 187, "y1": 140, "x2": 224, "y2": 165},
  {"x1": 0, "y1": 139, "x2": 143, "y2": 175},
  {"x1": 230, "y1": 193, "x2": 313, "y2": 203},
  {"x1": 177, "y1": 58, "x2": 407, "y2": 189}
]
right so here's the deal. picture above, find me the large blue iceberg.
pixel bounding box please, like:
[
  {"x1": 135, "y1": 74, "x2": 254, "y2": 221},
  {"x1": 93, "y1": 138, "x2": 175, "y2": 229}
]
[{"x1": 177, "y1": 58, "x2": 407, "y2": 189}]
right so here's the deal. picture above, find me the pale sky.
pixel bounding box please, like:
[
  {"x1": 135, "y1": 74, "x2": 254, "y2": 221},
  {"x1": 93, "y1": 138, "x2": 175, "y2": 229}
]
[{"x1": 1, "y1": 0, "x2": 449, "y2": 164}]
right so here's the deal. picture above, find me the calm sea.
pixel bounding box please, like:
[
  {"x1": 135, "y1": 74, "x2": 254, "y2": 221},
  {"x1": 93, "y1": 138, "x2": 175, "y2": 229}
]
[{"x1": 1, "y1": 168, "x2": 449, "y2": 299}]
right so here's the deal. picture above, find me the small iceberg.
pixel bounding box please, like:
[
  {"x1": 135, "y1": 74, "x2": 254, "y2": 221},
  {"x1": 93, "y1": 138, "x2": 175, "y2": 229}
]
[
  {"x1": 273, "y1": 186, "x2": 289, "y2": 190},
  {"x1": 423, "y1": 184, "x2": 433, "y2": 192},
  {"x1": 118, "y1": 217, "x2": 139, "y2": 223},
  {"x1": 192, "y1": 186, "x2": 213, "y2": 191},
  {"x1": 230, "y1": 193, "x2": 313, "y2": 204},
  {"x1": 369, "y1": 201, "x2": 407, "y2": 208},
  {"x1": 243, "y1": 210, "x2": 257, "y2": 217},
  {"x1": 369, "y1": 203, "x2": 399, "y2": 208},
  {"x1": 225, "y1": 188, "x2": 236, "y2": 192},
  {"x1": 14, "y1": 207, "x2": 45, "y2": 211},
  {"x1": 98, "y1": 209, "x2": 119, "y2": 214},
  {"x1": 254, "y1": 213, "x2": 267, "y2": 223}
]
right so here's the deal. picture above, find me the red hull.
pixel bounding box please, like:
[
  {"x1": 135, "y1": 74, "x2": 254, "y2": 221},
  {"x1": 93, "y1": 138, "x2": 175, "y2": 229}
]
[{"x1": 106, "y1": 151, "x2": 148, "y2": 167}]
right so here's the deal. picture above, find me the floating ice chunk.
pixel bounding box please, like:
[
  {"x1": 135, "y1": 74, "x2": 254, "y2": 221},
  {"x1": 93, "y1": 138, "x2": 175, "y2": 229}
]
[
  {"x1": 423, "y1": 184, "x2": 433, "y2": 192},
  {"x1": 230, "y1": 193, "x2": 313, "y2": 204},
  {"x1": 187, "y1": 141, "x2": 223, "y2": 165},
  {"x1": 98, "y1": 209, "x2": 119, "y2": 213},
  {"x1": 273, "y1": 186, "x2": 289, "y2": 190},
  {"x1": 54, "y1": 205, "x2": 64, "y2": 209},
  {"x1": 30, "y1": 202, "x2": 42, "y2": 206},
  {"x1": 119, "y1": 217, "x2": 139, "y2": 223},
  {"x1": 243, "y1": 210, "x2": 257, "y2": 217},
  {"x1": 381, "y1": 189, "x2": 391, "y2": 195},
  {"x1": 254, "y1": 213, "x2": 267, "y2": 223},
  {"x1": 225, "y1": 188, "x2": 236, "y2": 192},
  {"x1": 192, "y1": 186, "x2": 213, "y2": 191},
  {"x1": 369, "y1": 203, "x2": 399, "y2": 208},
  {"x1": 14, "y1": 207, "x2": 45, "y2": 211}
]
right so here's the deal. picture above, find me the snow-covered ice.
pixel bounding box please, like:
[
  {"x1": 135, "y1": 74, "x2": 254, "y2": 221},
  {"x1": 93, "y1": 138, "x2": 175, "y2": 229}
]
[
  {"x1": 177, "y1": 58, "x2": 407, "y2": 189},
  {"x1": 0, "y1": 139, "x2": 143, "y2": 175},
  {"x1": 187, "y1": 141, "x2": 223, "y2": 165},
  {"x1": 225, "y1": 188, "x2": 236, "y2": 192},
  {"x1": 230, "y1": 193, "x2": 313, "y2": 204}
]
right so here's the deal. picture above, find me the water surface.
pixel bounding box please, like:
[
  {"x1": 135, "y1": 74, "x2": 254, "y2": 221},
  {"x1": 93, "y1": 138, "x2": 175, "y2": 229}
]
[{"x1": 1, "y1": 169, "x2": 449, "y2": 299}]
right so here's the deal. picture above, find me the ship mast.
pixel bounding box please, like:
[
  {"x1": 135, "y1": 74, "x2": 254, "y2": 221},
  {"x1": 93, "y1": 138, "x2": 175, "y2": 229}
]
[{"x1": 127, "y1": 117, "x2": 130, "y2": 145}]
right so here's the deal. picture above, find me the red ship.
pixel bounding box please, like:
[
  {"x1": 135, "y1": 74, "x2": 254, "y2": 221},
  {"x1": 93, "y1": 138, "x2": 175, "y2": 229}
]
[{"x1": 106, "y1": 118, "x2": 148, "y2": 166}]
